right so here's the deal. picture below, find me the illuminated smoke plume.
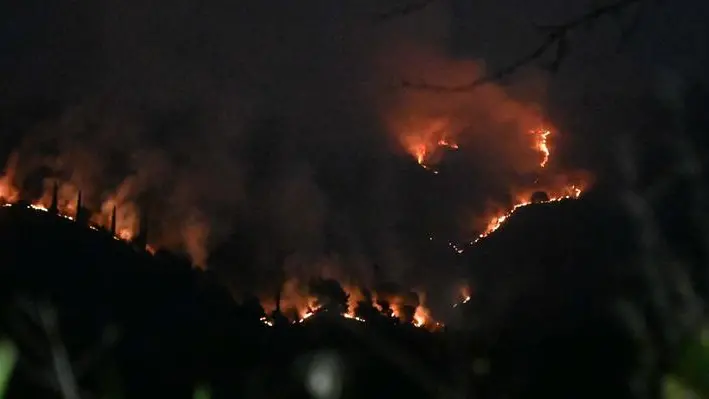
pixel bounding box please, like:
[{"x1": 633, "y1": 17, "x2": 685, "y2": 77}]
[
  {"x1": 0, "y1": 1, "x2": 594, "y2": 320},
  {"x1": 377, "y1": 42, "x2": 548, "y2": 174},
  {"x1": 373, "y1": 37, "x2": 592, "y2": 246},
  {"x1": 0, "y1": 102, "x2": 244, "y2": 268},
  {"x1": 0, "y1": 154, "x2": 19, "y2": 202},
  {"x1": 99, "y1": 182, "x2": 140, "y2": 241}
]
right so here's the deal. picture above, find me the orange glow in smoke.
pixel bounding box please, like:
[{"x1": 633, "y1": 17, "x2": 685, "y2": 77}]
[
  {"x1": 468, "y1": 127, "x2": 586, "y2": 243},
  {"x1": 398, "y1": 118, "x2": 458, "y2": 172},
  {"x1": 413, "y1": 144, "x2": 428, "y2": 166},
  {"x1": 452, "y1": 285, "x2": 473, "y2": 308},
  {"x1": 437, "y1": 138, "x2": 459, "y2": 150},
  {"x1": 0, "y1": 179, "x2": 19, "y2": 203},
  {"x1": 0, "y1": 106, "x2": 592, "y2": 330},
  {"x1": 531, "y1": 127, "x2": 551, "y2": 168},
  {"x1": 259, "y1": 279, "x2": 436, "y2": 329},
  {"x1": 0, "y1": 175, "x2": 149, "y2": 251},
  {"x1": 118, "y1": 228, "x2": 134, "y2": 241}
]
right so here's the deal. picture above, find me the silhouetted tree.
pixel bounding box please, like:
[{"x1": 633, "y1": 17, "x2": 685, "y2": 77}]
[
  {"x1": 374, "y1": 281, "x2": 405, "y2": 320},
  {"x1": 399, "y1": 291, "x2": 421, "y2": 324},
  {"x1": 399, "y1": 305, "x2": 416, "y2": 324},
  {"x1": 354, "y1": 288, "x2": 380, "y2": 321},
  {"x1": 376, "y1": 298, "x2": 394, "y2": 319},
  {"x1": 241, "y1": 294, "x2": 265, "y2": 321},
  {"x1": 309, "y1": 278, "x2": 349, "y2": 315},
  {"x1": 530, "y1": 191, "x2": 550, "y2": 203},
  {"x1": 270, "y1": 309, "x2": 289, "y2": 327}
]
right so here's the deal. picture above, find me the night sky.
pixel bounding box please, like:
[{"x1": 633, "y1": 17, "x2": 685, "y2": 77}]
[{"x1": 1, "y1": 0, "x2": 707, "y2": 307}]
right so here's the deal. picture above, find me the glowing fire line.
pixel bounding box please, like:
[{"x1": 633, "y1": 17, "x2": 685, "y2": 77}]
[
  {"x1": 258, "y1": 286, "x2": 440, "y2": 329},
  {"x1": 5, "y1": 197, "x2": 438, "y2": 330},
  {"x1": 472, "y1": 187, "x2": 582, "y2": 245},
  {"x1": 0, "y1": 124, "x2": 580, "y2": 329},
  {"x1": 412, "y1": 135, "x2": 459, "y2": 173},
  {"x1": 1, "y1": 201, "x2": 152, "y2": 250},
  {"x1": 260, "y1": 305, "x2": 437, "y2": 329}
]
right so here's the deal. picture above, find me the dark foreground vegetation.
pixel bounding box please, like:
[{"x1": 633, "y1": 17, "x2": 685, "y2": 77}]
[
  {"x1": 0, "y1": 203, "x2": 455, "y2": 399},
  {"x1": 1, "y1": 171, "x2": 708, "y2": 399}
]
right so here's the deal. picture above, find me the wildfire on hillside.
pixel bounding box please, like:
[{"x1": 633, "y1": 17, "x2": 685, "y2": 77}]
[
  {"x1": 408, "y1": 124, "x2": 591, "y2": 255},
  {"x1": 1, "y1": 169, "x2": 444, "y2": 331},
  {"x1": 402, "y1": 125, "x2": 552, "y2": 173},
  {"x1": 0, "y1": 175, "x2": 145, "y2": 247},
  {"x1": 258, "y1": 279, "x2": 440, "y2": 330},
  {"x1": 398, "y1": 117, "x2": 459, "y2": 172},
  {"x1": 0, "y1": 117, "x2": 589, "y2": 332},
  {"x1": 0, "y1": 200, "x2": 143, "y2": 244},
  {"x1": 472, "y1": 183, "x2": 585, "y2": 245},
  {"x1": 465, "y1": 126, "x2": 590, "y2": 246}
]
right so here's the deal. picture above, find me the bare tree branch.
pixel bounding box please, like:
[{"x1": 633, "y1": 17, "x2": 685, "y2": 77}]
[{"x1": 401, "y1": 0, "x2": 645, "y2": 92}]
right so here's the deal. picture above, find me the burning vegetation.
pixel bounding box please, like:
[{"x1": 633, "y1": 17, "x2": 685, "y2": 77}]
[
  {"x1": 0, "y1": 179, "x2": 440, "y2": 330},
  {"x1": 378, "y1": 49, "x2": 593, "y2": 279},
  {"x1": 0, "y1": 114, "x2": 591, "y2": 331},
  {"x1": 0, "y1": 181, "x2": 152, "y2": 253},
  {"x1": 255, "y1": 278, "x2": 441, "y2": 330},
  {"x1": 467, "y1": 127, "x2": 589, "y2": 245},
  {"x1": 0, "y1": 144, "x2": 453, "y2": 330},
  {"x1": 401, "y1": 123, "x2": 590, "y2": 253},
  {"x1": 0, "y1": 96, "x2": 593, "y2": 332},
  {"x1": 0, "y1": 166, "x2": 442, "y2": 329},
  {"x1": 0, "y1": 40, "x2": 594, "y2": 332}
]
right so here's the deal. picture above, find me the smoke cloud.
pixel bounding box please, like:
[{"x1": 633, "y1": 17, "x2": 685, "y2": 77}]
[{"x1": 0, "y1": 1, "x2": 570, "y2": 312}]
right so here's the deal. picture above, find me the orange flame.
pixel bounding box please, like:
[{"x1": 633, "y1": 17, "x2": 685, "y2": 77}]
[
  {"x1": 0, "y1": 154, "x2": 20, "y2": 203},
  {"x1": 413, "y1": 144, "x2": 428, "y2": 166},
  {"x1": 437, "y1": 138, "x2": 459, "y2": 150},
  {"x1": 398, "y1": 118, "x2": 458, "y2": 171},
  {"x1": 531, "y1": 128, "x2": 551, "y2": 168},
  {"x1": 99, "y1": 181, "x2": 141, "y2": 243},
  {"x1": 452, "y1": 285, "x2": 474, "y2": 308},
  {"x1": 259, "y1": 278, "x2": 437, "y2": 329},
  {"x1": 405, "y1": 123, "x2": 549, "y2": 172},
  {"x1": 452, "y1": 127, "x2": 588, "y2": 247},
  {"x1": 472, "y1": 184, "x2": 584, "y2": 245},
  {"x1": 412, "y1": 291, "x2": 431, "y2": 327},
  {"x1": 0, "y1": 174, "x2": 149, "y2": 251},
  {"x1": 0, "y1": 178, "x2": 19, "y2": 204}
]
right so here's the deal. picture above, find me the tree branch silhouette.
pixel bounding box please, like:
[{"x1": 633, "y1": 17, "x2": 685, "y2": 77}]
[{"x1": 398, "y1": 0, "x2": 645, "y2": 92}]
